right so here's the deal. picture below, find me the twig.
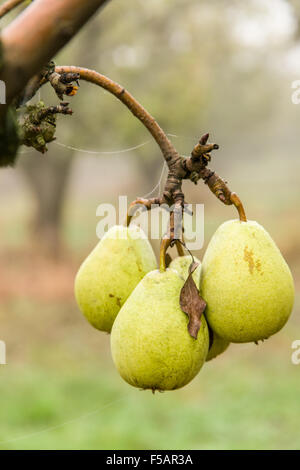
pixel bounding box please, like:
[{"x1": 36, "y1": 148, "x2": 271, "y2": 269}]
[
  {"x1": 0, "y1": 0, "x2": 109, "y2": 110},
  {"x1": 55, "y1": 66, "x2": 248, "y2": 270},
  {"x1": 158, "y1": 210, "x2": 185, "y2": 271},
  {"x1": 126, "y1": 197, "x2": 162, "y2": 227},
  {"x1": 55, "y1": 66, "x2": 182, "y2": 172},
  {"x1": 54, "y1": 66, "x2": 247, "y2": 227},
  {"x1": 0, "y1": 0, "x2": 25, "y2": 19},
  {"x1": 36, "y1": 102, "x2": 73, "y2": 119}
]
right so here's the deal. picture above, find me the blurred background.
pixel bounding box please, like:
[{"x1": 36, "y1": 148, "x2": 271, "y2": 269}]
[{"x1": 0, "y1": 0, "x2": 300, "y2": 449}]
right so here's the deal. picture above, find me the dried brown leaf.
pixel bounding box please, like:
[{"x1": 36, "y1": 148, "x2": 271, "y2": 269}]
[{"x1": 180, "y1": 261, "x2": 206, "y2": 339}]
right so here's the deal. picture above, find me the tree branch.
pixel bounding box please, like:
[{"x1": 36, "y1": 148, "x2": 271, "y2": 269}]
[
  {"x1": 55, "y1": 66, "x2": 182, "y2": 172},
  {"x1": 0, "y1": 0, "x2": 25, "y2": 19},
  {"x1": 55, "y1": 66, "x2": 246, "y2": 222},
  {"x1": 0, "y1": 0, "x2": 110, "y2": 111}
]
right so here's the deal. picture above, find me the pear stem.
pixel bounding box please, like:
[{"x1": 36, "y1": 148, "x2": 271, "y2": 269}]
[
  {"x1": 159, "y1": 209, "x2": 185, "y2": 270},
  {"x1": 159, "y1": 237, "x2": 171, "y2": 272},
  {"x1": 126, "y1": 197, "x2": 162, "y2": 227},
  {"x1": 175, "y1": 240, "x2": 185, "y2": 256},
  {"x1": 230, "y1": 192, "x2": 247, "y2": 222},
  {"x1": 126, "y1": 197, "x2": 185, "y2": 258}
]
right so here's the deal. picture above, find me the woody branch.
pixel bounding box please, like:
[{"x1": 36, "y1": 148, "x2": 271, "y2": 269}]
[
  {"x1": 0, "y1": 0, "x2": 109, "y2": 122},
  {"x1": 51, "y1": 66, "x2": 246, "y2": 270},
  {"x1": 54, "y1": 66, "x2": 246, "y2": 223},
  {"x1": 12, "y1": 61, "x2": 246, "y2": 268},
  {"x1": 0, "y1": 0, "x2": 25, "y2": 19}
]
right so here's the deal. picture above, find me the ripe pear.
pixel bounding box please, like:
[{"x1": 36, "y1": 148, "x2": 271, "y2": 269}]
[
  {"x1": 169, "y1": 255, "x2": 201, "y2": 286},
  {"x1": 200, "y1": 220, "x2": 295, "y2": 343},
  {"x1": 111, "y1": 269, "x2": 209, "y2": 391},
  {"x1": 74, "y1": 224, "x2": 157, "y2": 333},
  {"x1": 206, "y1": 331, "x2": 230, "y2": 361}
]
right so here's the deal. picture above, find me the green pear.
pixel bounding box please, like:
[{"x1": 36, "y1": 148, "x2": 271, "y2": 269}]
[
  {"x1": 200, "y1": 220, "x2": 295, "y2": 343},
  {"x1": 111, "y1": 269, "x2": 209, "y2": 391},
  {"x1": 74, "y1": 224, "x2": 157, "y2": 333},
  {"x1": 206, "y1": 331, "x2": 230, "y2": 361},
  {"x1": 169, "y1": 255, "x2": 201, "y2": 286}
]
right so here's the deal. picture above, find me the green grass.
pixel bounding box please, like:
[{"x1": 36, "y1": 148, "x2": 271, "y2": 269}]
[{"x1": 1, "y1": 340, "x2": 300, "y2": 450}]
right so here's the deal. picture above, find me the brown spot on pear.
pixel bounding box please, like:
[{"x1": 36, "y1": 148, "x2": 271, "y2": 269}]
[{"x1": 200, "y1": 220, "x2": 294, "y2": 343}]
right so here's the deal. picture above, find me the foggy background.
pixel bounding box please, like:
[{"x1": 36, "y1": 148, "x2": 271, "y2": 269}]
[{"x1": 0, "y1": 0, "x2": 300, "y2": 449}]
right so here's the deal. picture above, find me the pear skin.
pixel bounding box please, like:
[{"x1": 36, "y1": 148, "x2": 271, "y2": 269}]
[
  {"x1": 206, "y1": 332, "x2": 230, "y2": 361},
  {"x1": 200, "y1": 220, "x2": 295, "y2": 343},
  {"x1": 111, "y1": 269, "x2": 209, "y2": 391},
  {"x1": 74, "y1": 225, "x2": 157, "y2": 333},
  {"x1": 169, "y1": 255, "x2": 201, "y2": 286}
]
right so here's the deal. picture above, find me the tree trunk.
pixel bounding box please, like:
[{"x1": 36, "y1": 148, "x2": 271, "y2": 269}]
[{"x1": 19, "y1": 150, "x2": 73, "y2": 257}]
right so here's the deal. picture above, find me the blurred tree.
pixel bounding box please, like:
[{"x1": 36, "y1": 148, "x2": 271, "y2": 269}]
[
  {"x1": 19, "y1": 150, "x2": 72, "y2": 257},
  {"x1": 4, "y1": 0, "x2": 298, "y2": 257},
  {"x1": 17, "y1": 8, "x2": 106, "y2": 258},
  {"x1": 289, "y1": 0, "x2": 300, "y2": 39},
  {"x1": 0, "y1": 0, "x2": 110, "y2": 256}
]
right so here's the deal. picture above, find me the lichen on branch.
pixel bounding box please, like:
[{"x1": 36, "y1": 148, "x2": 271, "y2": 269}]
[{"x1": 19, "y1": 100, "x2": 72, "y2": 153}]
